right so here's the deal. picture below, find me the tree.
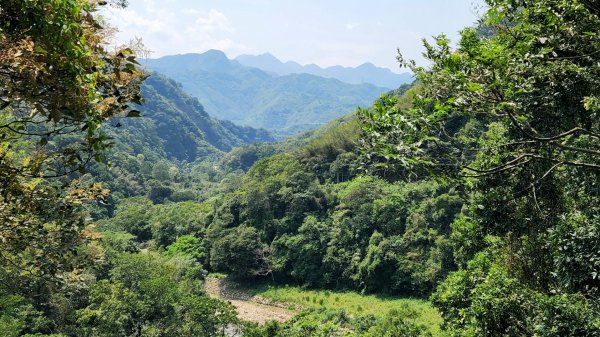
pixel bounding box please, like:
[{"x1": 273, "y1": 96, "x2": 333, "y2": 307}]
[
  {"x1": 357, "y1": 0, "x2": 600, "y2": 334},
  {"x1": 98, "y1": 197, "x2": 154, "y2": 241},
  {"x1": 271, "y1": 216, "x2": 329, "y2": 286},
  {"x1": 359, "y1": 0, "x2": 600, "y2": 181},
  {"x1": 0, "y1": 0, "x2": 144, "y2": 310},
  {"x1": 164, "y1": 235, "x2": 206, "y2": 264},
  {"x1": 77, "y1": 253, "x2": 236, "y2": 337},
  {"x1": 0, "y1": 0, "x2": 145, "y2": 177},
  {"x1": 358, "y1": 0, "x2": 600, "y2": 334},
  {"x1": 210, "y1": 226, "x2": 268, "y2": 278}
]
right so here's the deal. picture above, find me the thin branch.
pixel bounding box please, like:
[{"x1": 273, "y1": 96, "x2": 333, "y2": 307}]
[
  {"x1": 546, "y1": 49, "x2": 600, "y2": 61},
  {"x1": 514, "y1": 162, "x2": 563, "y2": 196},
  {"x1": 554, "y1": 143, "x2": 600, "y2": 156},
  {"x1": 504, "y1": 108, "x2": 600, "y2": 141},
  {"x1": 460, "y1": 152, "x2": 600, "y2": 178},
  {"x1": 32, "y1": 153, "x2": 94, "y2": 179},
  {"x1": 462, "y1": 140, "x2": 538, "y2": 152},
  {"x1": 463, "y1": 154, "x2": 531, "y2": 174}
]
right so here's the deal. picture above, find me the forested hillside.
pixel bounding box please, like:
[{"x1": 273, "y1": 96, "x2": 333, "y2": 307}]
[
  {"x1": 86, "y1": 72, "x2": 274, "y2": 212},
  {"x1": 144, "y1": 50, "x2": 388, "y2": 136},
  {"x1": 358, "y1": 1, "x2": 600, "y2": 335},
  {"x1": 121, "y1": 72, "x2": 273, "y2": 159},
  {"x1": 2, "y1": 0, "x2": 599, "y2": 336}
]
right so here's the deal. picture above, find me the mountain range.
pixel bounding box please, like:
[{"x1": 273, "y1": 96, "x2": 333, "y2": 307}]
[
  {"x1": 235, "y1": 53, "x2": 413, "y2": 89},
  {"x1": 143, "y1": 50, "x2": 392, "y2": 137}
]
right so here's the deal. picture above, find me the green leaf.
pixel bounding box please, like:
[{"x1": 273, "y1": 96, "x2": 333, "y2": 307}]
[
  {"x1": 34, "y1": 45, "x2": 47, "y2": 54},
  {"x1": 467, "y1": 82, "x2": 482, "y2": 92}
]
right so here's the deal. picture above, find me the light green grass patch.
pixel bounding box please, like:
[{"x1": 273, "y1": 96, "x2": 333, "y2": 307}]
[
  {"x1": 243, "y1": 284, "x2": 442, "y2": 336},
  {"x1": 207, "y1": 272, "x2": 228, "y2": 279}
]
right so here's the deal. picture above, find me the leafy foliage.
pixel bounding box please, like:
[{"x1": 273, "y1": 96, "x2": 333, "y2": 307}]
[
  {"x1": 210, "y1": 226, "x2": 268, "y2": 278},
  {"x1": 361, "y1": 0, "x2": 600, "y2": 179},
  {"x1": 243, "y1": 307, "x2": 432, "y2": 337},
  {"x1": 0, "y1": 2, "x2": 242, "y2": 336},
  {"x1": 202, "y1": 129, "x2": 461, "y2": 294},
  {"x1": 77, "y1": 253, "x2": 236, "y2": 337},
  {"x1": 9, "y1": 0, "x2": 600, "y2": 335},
  {"x1": 359, "y1": 0, "x2": 600, "y2": 335},
  {"x1": 0, "y1": 0, "x2": 143, "y2": 315}
]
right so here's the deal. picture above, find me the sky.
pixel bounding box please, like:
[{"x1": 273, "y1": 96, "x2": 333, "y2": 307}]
[{"x1": 103, "y1": 0, "x2": 486, "y2": 73}]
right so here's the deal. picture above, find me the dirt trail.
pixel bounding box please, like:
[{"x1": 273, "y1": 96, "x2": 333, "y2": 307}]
[{"x1": 204, "y1": 277, "x2": 296, "y2": 324}]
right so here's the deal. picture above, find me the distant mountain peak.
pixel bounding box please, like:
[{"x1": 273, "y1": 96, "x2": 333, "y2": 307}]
[
  {"x1": 156, "y1": 50, "x2": 228, "y2": 61},
  {"x1": 235, "y1": 53, "x2": 412, "y2": 88},
  {"x1": 146, "y1": 50, "x2": 239, "y2": 74},
  {"x1": 256, "y1": 52, "x2": 278, "y2": 59},
  {"x1": 204, "y1": 49, "x2": 227, "y2": 56},
  {"x1": 357, "y1": 62, "x2": 376, "y2": 68}
]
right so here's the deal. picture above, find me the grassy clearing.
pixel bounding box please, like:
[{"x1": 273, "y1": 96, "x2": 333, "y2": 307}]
[
  {"x1": 242, "y1": 284, "x2": 442, "y2": 336},
  {"x1": 207, "y1": 272, "x2": 228, "y2": 279}
]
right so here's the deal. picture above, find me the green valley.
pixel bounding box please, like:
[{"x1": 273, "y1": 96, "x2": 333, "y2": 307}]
[
  {"x1": 144, "y1": 50, "x2": 389, "y2": 137},
  {"x1": 1, "y1": 0, "x2": 599, "y2": 336}
]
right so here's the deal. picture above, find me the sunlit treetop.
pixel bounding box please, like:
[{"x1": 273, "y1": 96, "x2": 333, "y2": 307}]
[{"x1": 360, "y1": 0, "x2": 600, "y2": 182}]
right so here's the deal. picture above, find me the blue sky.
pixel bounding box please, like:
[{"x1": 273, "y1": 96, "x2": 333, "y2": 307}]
[{"x1": 103, "y1": 0, "x2": 486, "y2": 73}]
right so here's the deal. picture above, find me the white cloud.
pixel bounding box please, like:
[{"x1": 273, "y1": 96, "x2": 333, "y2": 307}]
[
  {"x1": 103, "y1": 4, "x2": 246, "y2": 58},
  {"x1": 111, "y1": 8, "x2": 168, "y2": 32},
  {"x1": 181, "y1": 8, "x2": 201, "y2": 16},
  {"x1": 195, "y1": 9, "x2": 234, "y2": 34},
  {"x1": 345, "y1": 23, "x2": 358, "y2": 30}
]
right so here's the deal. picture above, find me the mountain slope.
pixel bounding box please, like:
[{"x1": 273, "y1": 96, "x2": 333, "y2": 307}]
[
  {"x1": 90, "y1": 72, "x2": 274, "y2": 201},
  {"x1": 235, "y1": 53, "x2": 413, "y2": 89},
  {"x1": 110, "y1": 72, "x2": 274, "y2": 163},
  {"x1": 143, "y1": 51, "x2": 388, "y2": 137}
]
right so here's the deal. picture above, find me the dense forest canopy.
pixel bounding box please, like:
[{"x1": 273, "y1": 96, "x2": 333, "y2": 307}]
[
  {"x1": 1, "y1": 0, "x2": 599, "y2": 336},
  {"x1": 0, "y1": 0, "x2": 143, "y2": 304},
  {"x1": 360, "y1": 0, "x2": 600, "y2": 335},
  {"x1": 0, "y1": 1, "x2": 238, "y2": 336}
]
